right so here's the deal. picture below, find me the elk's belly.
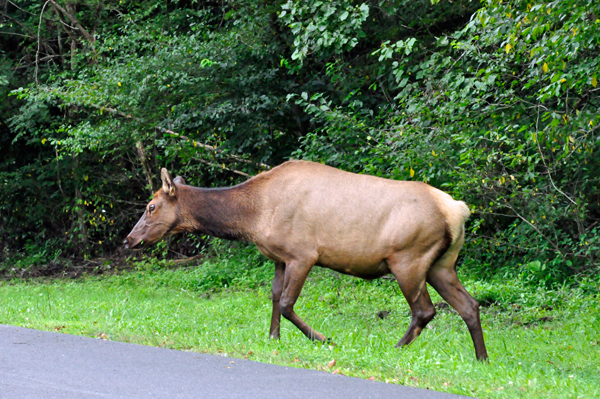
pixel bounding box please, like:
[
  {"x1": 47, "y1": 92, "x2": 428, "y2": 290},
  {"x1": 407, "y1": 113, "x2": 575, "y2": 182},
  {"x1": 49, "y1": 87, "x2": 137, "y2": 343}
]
[
  {"x1": 316, "y1": 257, "x2": 391, "y2": 279},
  {"x1": 254, "y1": 240, "x2": 392, "y2": 279},
  {"x1": 314, "y1": 242, "x2": 393, "y2": 279}
]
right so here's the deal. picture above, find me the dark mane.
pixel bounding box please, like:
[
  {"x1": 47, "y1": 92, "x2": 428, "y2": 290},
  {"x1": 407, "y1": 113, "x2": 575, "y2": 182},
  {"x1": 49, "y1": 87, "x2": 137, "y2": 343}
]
[{"x1": 181, "y1": 182, "x2": 259, "y2": 242}]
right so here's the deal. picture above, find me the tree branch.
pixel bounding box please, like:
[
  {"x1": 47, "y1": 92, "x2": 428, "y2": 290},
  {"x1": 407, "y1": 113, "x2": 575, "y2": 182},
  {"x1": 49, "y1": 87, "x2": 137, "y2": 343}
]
[
  {"x1": 1, "y1": 8, "x2": 54, "y2": 44},
  {"x1": 160, "y1": 128, "x2": 271, "y2": 170},
  {"x1": 0, "y1": 31, "x2": 34, "y2": 39},
  {"x1": 87, "y1": 103, "x2": 270, "y2": 171},
  {"x1": 35, "y1": 1, "x2": 52, "y2": 85},
  {"x1": 534, "y1": 105, "x2": 577, "y2": 206},
  {"x1": 49, "y1": 0, "x2": 95, "y2": 47},
  {"x1": 501, "y1": 201, "x2": 563, "y2": 255},
  {"x1": 169, "y1": 254, "x2": 204, "y2": 265},
  {"x1": 195, "y1": 158, "x2": 250, "y2": 177}
]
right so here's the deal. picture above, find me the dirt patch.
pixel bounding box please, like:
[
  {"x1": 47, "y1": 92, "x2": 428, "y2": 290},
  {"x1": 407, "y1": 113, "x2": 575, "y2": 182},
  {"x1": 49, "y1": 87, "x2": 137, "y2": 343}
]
[
  {"x1": 434, "y1": 302, "x2": 457, "y2": 313},
  {"x1": 376, "y1": 310, "x2": 391, "y2": 319},
  {"x1": 0, "y1": 252, "x2": 204, "y2": 281},
  {"x1": 476, "y1": 297, "x2": 499, "y2": 308},
  {"x1": 514, "y1": 316, "x2": 555, "y2": 327},
  {"x1": 1, "y1": 256, "x2": 130, "y2": 280}
]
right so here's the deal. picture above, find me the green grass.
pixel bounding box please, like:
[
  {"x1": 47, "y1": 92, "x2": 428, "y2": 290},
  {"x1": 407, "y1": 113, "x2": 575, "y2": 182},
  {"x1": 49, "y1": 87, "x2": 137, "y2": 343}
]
[{"x1": 1, "y1": 247, "x2": 599, "y2": 398}]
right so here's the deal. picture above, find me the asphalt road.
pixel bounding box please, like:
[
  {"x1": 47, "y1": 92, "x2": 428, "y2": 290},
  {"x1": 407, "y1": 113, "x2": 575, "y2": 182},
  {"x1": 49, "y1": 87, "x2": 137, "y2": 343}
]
[{"x1": 0, "y1": 325, "x2": 472, "y2": 399}]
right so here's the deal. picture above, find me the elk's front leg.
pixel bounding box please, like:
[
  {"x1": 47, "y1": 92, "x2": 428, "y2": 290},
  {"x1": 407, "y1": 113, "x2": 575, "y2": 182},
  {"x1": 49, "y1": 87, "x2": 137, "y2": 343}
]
[
  {"x1": 279, "y1": 259, "x2": 327, "y2": 342},
  {"x1": 269, "y1": 261, "x2": 285, "y2": 339}
]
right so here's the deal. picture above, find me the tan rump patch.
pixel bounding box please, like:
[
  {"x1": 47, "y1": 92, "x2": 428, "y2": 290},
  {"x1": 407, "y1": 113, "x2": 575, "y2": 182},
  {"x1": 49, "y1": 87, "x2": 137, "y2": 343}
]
[{"x1": 429, "y1": 188, "x2": 470, "y2": 245}]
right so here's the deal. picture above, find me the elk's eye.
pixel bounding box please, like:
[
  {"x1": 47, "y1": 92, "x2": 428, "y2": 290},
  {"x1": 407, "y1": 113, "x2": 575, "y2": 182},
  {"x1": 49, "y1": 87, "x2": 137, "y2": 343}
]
[{"x1": 149, "y1": 204, "x2": 155, "y2": 212}]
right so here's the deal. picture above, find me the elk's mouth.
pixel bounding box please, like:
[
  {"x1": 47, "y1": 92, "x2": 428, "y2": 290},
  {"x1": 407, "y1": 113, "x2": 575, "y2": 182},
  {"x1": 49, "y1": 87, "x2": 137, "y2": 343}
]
[{"x1": 123, "y1": 237, "x2": 146, "y2": 250}]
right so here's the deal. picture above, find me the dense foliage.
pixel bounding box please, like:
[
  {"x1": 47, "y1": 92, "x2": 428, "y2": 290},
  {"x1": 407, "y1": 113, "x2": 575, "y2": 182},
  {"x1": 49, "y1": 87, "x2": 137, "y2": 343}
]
[{"x1": 2, "y1": 0, "x2": 599, "y2": 283}]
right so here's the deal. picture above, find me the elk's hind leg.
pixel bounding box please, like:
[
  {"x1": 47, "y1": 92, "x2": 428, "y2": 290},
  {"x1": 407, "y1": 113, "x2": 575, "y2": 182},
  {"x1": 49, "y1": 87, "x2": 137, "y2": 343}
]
[
  {"x1": 427, "y1": 257, "x2": 488, "y2": 361},
  {"x1": 269, "y1": 261, "x2": 285, "y2": 339},
  {"x1": 387, "y1": 253, "x2": 437, "y2": 348}
]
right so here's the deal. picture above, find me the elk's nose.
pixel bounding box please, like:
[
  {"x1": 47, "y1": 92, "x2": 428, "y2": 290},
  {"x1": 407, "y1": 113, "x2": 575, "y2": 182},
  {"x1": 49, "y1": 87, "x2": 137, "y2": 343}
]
[{"x1": 123, "y1": 238, "x2": 130, "y2": 249}]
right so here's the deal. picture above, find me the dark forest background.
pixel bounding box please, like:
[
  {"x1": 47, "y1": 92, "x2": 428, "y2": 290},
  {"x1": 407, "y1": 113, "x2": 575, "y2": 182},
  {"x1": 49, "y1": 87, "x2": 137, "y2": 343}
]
[{"x1": 1, "y1": 0, "x2": 599, "y2": 284}]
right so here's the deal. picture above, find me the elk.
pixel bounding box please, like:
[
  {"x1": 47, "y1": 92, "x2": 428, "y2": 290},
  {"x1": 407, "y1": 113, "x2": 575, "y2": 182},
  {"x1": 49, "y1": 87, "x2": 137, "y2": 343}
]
[{"x1": 124, "y1": 160, "x2": 488, "y2": 361}]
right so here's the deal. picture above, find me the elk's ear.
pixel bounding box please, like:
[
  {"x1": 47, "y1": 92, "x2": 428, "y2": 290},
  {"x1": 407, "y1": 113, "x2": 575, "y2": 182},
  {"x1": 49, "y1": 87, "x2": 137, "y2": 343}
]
[
  {"x1": 161, "y1": 168, "x2": 176, "y2": 196},
  {"x1": 174, "y1": 176, "x2": 186, "y2": 185}
]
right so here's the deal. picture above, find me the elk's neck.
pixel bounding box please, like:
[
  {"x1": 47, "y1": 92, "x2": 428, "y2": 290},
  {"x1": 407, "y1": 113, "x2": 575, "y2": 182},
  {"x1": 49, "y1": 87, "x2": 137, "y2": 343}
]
[{"x1": 181, "y1": 183, "x2": 259, "y2": 241}]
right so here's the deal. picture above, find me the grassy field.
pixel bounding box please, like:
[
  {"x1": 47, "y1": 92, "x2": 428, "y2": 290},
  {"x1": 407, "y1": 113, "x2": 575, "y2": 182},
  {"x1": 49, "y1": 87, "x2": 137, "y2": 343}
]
[{"x1": 1, "y1": 247, "x2": 599, "y2": 398}]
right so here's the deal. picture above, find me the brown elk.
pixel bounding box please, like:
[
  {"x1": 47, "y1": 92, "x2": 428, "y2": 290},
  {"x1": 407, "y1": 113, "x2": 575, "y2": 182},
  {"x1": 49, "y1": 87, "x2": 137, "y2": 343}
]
[{"x1": 124, "y1": 160, "x2": 488, "y2": 361}]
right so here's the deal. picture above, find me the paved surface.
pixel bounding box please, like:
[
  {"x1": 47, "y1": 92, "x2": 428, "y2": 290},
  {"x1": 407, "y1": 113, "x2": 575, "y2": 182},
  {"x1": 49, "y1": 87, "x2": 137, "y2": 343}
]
[{"x1": 0, "y1": 325, "x2": 472, "y2": 399}]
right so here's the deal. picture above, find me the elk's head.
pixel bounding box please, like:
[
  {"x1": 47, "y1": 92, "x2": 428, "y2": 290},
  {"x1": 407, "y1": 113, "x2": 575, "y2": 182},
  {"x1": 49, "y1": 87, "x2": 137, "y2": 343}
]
[{"x1": 123, "y1": 168, "x2": 187, "y2": 249}]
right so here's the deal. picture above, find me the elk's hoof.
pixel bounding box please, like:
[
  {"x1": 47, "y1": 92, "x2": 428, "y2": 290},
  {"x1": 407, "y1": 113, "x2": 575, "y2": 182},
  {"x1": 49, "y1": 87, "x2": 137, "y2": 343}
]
[
  {"x1": 395, "y1": 340, "x2": 409, "y2": 349},
  {"x1": 477, "y1": 354, "x2": 490, "y2": 363}
]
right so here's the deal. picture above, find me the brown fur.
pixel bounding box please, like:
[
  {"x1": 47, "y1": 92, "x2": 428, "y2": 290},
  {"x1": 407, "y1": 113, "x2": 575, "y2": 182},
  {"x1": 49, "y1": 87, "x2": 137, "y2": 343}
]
[{"x1": 124, "y1": 160, "x2": 488, "y2": 361}]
